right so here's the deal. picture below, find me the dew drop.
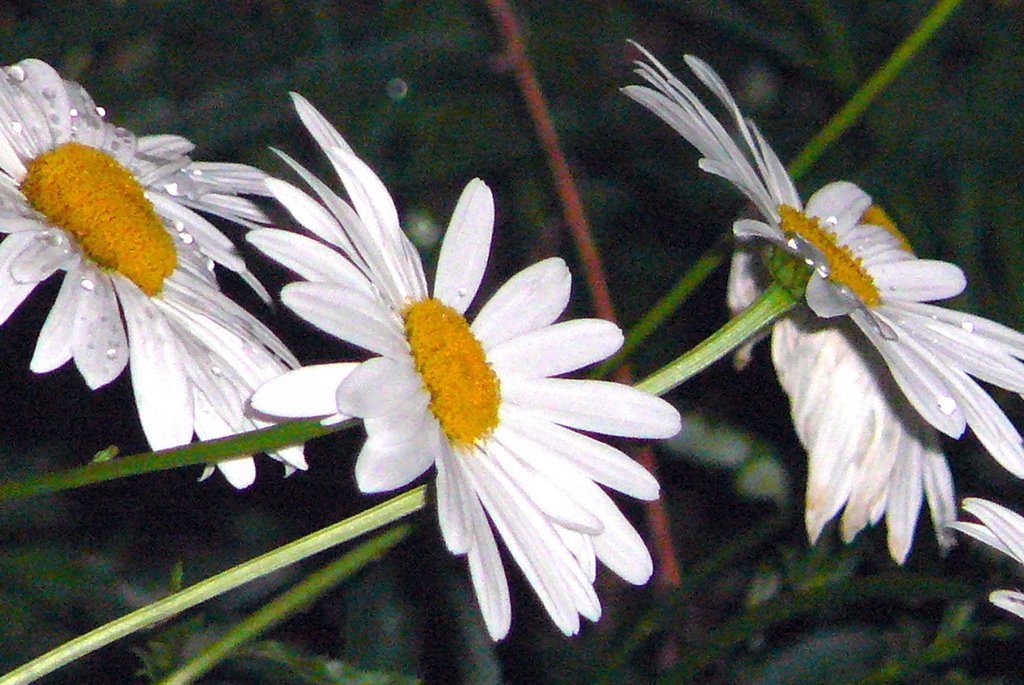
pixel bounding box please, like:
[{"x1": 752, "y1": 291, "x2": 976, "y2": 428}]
[
  {"x1": 457, "y1": 287, "x2": 468, "y2": 298},
  {"x1": 938, "y1": 396, "x2": 958, "y2": 416},
  {"x1": 180, "y1": 232, "x2": 194, "y2": 245},
  {"x1": 96, "y1": 106, "x2": 106, "y2": 118},
  {"x1": 190, "y1": 168, "x2": 203, "y2": 177},
  {"x1": 825, "y1": 215, "x2": 838, "y2": 227},
  {"x1": 210, "y1": 365, "x2": 223, "y2": 377},
  {"x1": 961, "y1": 321, "x2": 975, "y2": 333},
  {"x1": 81, "y1": 278, "x2": 95, "y2": 291},
  {"x1": 165, "y1": 182, "x2": 179, "y2": 196},
  {"x1": 173, "y1": 220, "x2": 185, "y2": 232},
  {"x1": 10, "y1": 121, "x2": 22, "y2": 134},
  {"x1": 105, "y1": 347, "x2": 119, "y2": 359},
  {"x1": 6, "y1": 65, "x2": 25, "y2": 82},
  {"x1": 69, "y1": 108, "x2": 79, "y2": 117}
]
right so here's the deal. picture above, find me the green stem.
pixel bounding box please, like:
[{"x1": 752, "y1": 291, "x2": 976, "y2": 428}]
[
  {"x1": 787, "y1": 0, "x2": 964, "y2": 180},
  {"x1": 0, "y1": 486, "x2": 426, "y2": 685},
  {"x1": 0, "y1": 419, "x2": 351, "y2": 501},
  {"x1": 595, "y1": 238, "x2": 728, "y2": 379},
  {"x1": 157, "y1": 526, "x2": 411, "y2": 685},
  {"x1": 636, "y1": 282, "x2": 797, "y2": 397}
]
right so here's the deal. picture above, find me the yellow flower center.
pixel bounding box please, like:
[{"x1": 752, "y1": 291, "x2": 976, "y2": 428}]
[
  {"x1": 778, "y1": 204, "x2": 880, "y2": 307},
  {"x1": 403, "y1": 298, "x2": 501, "y2": 447},
  {"x1": 21, "y1": 142, "x2": 176, "y2": 296},
  {"x1": 860, "y1": 204, "x2": 914, "y2": 254}
]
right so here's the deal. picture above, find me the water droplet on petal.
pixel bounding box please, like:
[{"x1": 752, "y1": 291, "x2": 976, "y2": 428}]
[
  {"x1": 180, "y1": 232, "x2": 194, "y2": 244},
  {"x1": 173, "y1": 220, "x2": 185, "y2": 232},
  {"x1": 165, "y1": 182, "x2": 179, "y2": 196},
  {"x1": 80, "y1": 278, "x2": 95, "y2": 291},
  {"x1": 69, "y1": 108, "x2": 79, "y2": 117},
  {"x1": 105, "y1": 347, "x2": 119, "y2": 359},
  {"x1": 6, "y1": 65, "x2": 25, "y2": 82},
  {"x1": 457, "y1": 287, "x2": 468, "y2": 298},
  {"x1": 961, "y1": 321, "x2": 975, "y2": 333},
  {"x1": 96, "y1": 106, "x2": 106, "y2": 118},
  {"x1": 210, "y1": 365, "x2": 223, "y2": 377},
  {"x1": 825, "y1": 215, "x2": 838, "y2": 227},
  {"x1": 938, "y1": 396, "x2": 958, "y2": 416},
  {"x1": 10, "y1": 121, "x2": 22, "y2": 134}
]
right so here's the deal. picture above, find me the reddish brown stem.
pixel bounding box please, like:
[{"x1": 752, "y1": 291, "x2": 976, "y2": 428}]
[{"x1": 482, "y1": 0, "x2": 682, "y2": 590}]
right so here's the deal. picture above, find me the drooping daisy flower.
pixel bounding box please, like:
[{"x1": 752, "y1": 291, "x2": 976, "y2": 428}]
[
  {"x1": 0, "y1": 59, "x2": 305, "y2": 488},
  {"x1": 249, "y1": 94, "x2": 681, "y2": 639},
  {"x1": 951, "y1": 497, "x2": 1024, "y2": 620},
  {"x1": 624, "y1": 48, "x2": 1024, "y2": 494},
  {"x1": 728, "y1": 249, "x2": 956, "y2": 562}
]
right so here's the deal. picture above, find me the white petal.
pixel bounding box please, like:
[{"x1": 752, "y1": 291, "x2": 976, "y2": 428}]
[
  {"x1": 871, "y1": 260, "x2": 966, "y2": 302},
  {"x1": 989, "y1": 591, "x2": 1024, "y2": 621},
  {"x1": 216, "y1": 456, "x2": 257, "y2": 489},
  {"x1": 282, "y1": 282, "x2": 406, "y2": 359},
  {"x1": 463, "y1": 490, "x2": 512, "y2": 640},
  {"x1": 492, "y1": 422, "x2": 653, "y2": 584},
  {"x1": 434, "y1": 179, "x2": 494, "y2": 314},
  {"x1": 804, "y1": 181, "x2": 872, "y2": 233},
  {"x1": 115, "y1": 280, "x2": 194, "y2": 450},
  {"x1": 852, "y1": 309, "x2": 966, "y2": 438},
  {"x1": 71, "y1": 273, "x2": 128, "y2": 389},
  {"x1": 0, "y1": 233, "x2": 41, "y2": 325},
  {"x1": 471, "y1": 258, "x2": 570, "y2": 348},
  {"x1": 247, "y1": 228, "x2": 373, "y2": 294},
  {"x1": 334, "y1": 356, "x2": 425, "y2": 417},
  {"x1": 488, "y1": 319, "x2": 622, "y2": 379},
  {"x1": 250, "y1": 362, "x2": 357, "y2": 420},
  {"x1": 733, "y1": 219, "x2": 781, "y2": 242},
  {"x1": 500, "y1": 404, "x2": 660, "y2": 500},
  {"x1": 921, "y1": 448, "x2": 956, "y2": 552},
  {"x1": 290, "y1": 92, "x2": 355, "y2": 156},
  {"x1": 435, "y1": 444, "x2": 474, "y2": 554},
  {"x1": 463, "y1": 448, "x2": 597, "y2": 636},
  {"x1": 959, "y1": 497, "x2": 1024, "y2": 564},
  {"x1": 502, "y1": 377, "x2": 681, "y2": 438},
  {"x1": 805, "y1": 275, "x2": 860, "y2": 317},
  {"x1": 355, "y1": 416, "x2": 440, "y2": 492},
  {"x1": 30, "y1": 268, "x2": 80, "y2": 373}
]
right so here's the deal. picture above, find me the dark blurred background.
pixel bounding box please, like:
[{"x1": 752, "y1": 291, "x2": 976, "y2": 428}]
[{"x1": 1, "y1": 1, "x2": 1023, "y2": 683}]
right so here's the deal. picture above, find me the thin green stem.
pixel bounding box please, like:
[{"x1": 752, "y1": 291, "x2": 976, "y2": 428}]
[
  {"x1": 787, "y1": 0, "x2": 964, "y2": 180},
  {"x1": 157, "y1": 526, "x2": 410, "y2": 685},
  {"x1": 0, "y1": 486, "x2": 426, "y2": 685},
  {"x1": 595, "y1": 238, "x2": 728, "y2": 379},
  {"x1": 636, "y1": 282, "x2": 797, "y2": 397},
  {"x1": 0, "y1": 419, "x2": 351, "y2": 502}
]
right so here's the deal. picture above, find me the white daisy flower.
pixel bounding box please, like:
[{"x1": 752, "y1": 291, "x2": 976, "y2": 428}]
[
  {"x1": 950, "y1": 497, "x2": 1024, "y2": 620},
  {"x1": 249, "y1": 94, "x2": 681, "y2": 640},
  {"x1": 624, "y1": 46, "x2": 1024, "y2": 481},
  {"x1": 729, "y1": 250, "x2": 956, "y2": 563},
  {"x1": 0, "y1": 59, "x2": 305, "y2": 488}
]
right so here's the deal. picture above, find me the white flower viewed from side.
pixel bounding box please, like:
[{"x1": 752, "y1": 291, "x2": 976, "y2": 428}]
[
  {"x1": 625, "y1": 46, "x2": 1024, "y2": 542},
  {"x1": 0, "y1": 59, "x2": 305, "y2": 488},
  {"x1": 729, "y1": 250, "x2": 956, "y2": 563},
  {"x1": 951, "y1": 498, "x2": 1024, "y2": 620},
  {"x1": 249, "y1": 94, "x2": 681, "y2": 640}
]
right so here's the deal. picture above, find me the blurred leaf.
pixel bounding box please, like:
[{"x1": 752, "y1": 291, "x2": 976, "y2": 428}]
[{"x1": 667, "y1": 411, "x2": 793, "y2": 507}]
